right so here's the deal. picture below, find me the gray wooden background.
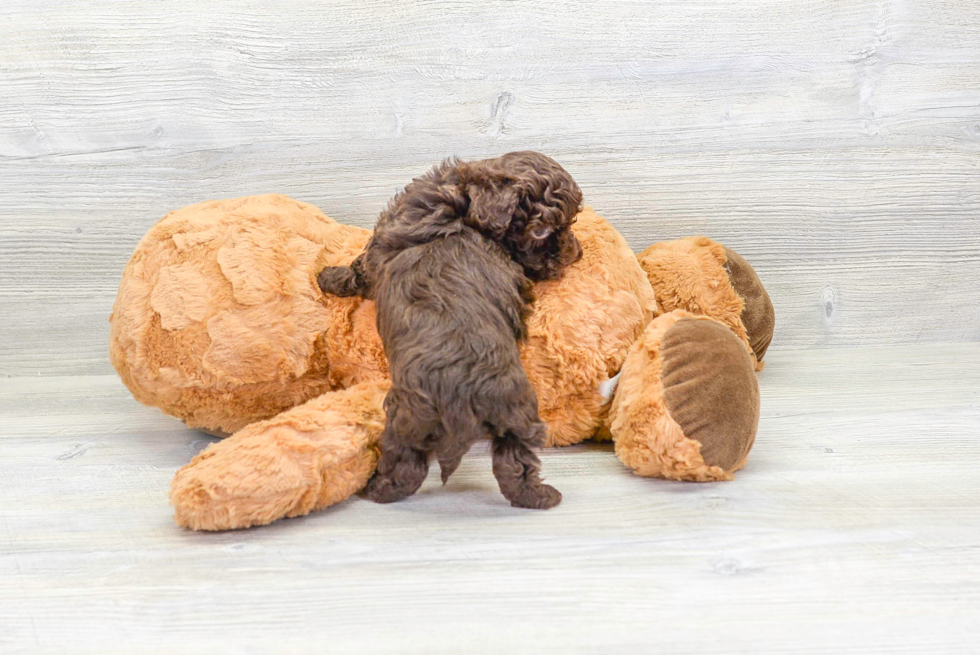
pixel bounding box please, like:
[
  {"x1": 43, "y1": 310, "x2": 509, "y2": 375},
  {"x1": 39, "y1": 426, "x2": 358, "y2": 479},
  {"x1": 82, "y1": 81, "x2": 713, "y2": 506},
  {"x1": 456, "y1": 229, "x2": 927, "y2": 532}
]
[{"x1": 2, "y1": 0, "x2": 979, "y2": 377}]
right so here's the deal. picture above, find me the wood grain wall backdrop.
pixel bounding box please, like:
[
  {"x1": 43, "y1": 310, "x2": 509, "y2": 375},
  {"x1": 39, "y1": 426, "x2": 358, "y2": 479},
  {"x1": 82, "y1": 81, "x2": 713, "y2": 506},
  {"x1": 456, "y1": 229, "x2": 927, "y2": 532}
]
[{"x1": 1, "y1": 0, "x2": 979, "y2": 376}]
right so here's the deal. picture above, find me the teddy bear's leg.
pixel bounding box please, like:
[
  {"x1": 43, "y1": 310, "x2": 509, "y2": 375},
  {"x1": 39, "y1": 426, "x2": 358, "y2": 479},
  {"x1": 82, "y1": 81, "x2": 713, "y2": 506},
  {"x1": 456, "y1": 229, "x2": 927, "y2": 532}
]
[
  {"x1": 169, "y1": 379, "x2": 390, "y2": 531},
  {"x1": 491, "y1": 422, "x2": 563, "y2": 510},
  {"x1": 607, "y1": 310, "x2": 759, "y2": 482}
]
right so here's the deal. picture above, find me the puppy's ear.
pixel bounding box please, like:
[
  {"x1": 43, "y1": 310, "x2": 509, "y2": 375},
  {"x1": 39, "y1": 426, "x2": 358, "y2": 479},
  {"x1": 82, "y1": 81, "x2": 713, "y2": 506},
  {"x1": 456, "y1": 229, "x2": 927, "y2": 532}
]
[{"x1": 465, "y1": 183, "x2": 520, "y2": 239}]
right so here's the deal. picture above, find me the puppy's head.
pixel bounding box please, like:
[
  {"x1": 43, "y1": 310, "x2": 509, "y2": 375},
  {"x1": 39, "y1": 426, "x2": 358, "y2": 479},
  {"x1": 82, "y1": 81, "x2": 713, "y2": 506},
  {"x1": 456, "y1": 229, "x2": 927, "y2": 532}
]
[{"x1": 460, "y1": 151, "x2": 583, "y2": 281}]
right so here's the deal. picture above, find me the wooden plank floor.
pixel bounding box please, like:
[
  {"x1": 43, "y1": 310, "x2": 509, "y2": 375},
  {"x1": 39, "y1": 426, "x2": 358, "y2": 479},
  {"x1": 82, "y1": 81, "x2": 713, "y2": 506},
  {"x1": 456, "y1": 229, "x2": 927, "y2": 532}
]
[{"x1": 1, "y1": 344, "x2": 979, "y2": 654}]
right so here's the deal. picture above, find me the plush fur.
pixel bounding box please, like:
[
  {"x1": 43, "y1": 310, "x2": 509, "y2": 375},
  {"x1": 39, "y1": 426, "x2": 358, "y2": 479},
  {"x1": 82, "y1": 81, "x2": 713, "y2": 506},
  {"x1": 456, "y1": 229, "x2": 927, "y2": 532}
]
[
  {"x1": 319, "y1": 152, "x2": 582, "y2": 509},
  {"x1": 149, "y1": 202, "x2": 656, "y2": 528},
  {"x1": 364, "y1": 231, "x2": 560, "y2": 508},
  {"x1": 317, "y1": 151, "x2": 583, "y2": 299},
  {"x1": 109, "y1": 193, "x2": 769, "y2": 531},
  {"x1": 109, "y1": 194, "x2": 388, "y2": 436},
  {"x1": 109, "y1": 195, "x2": 652, "y2": 448},
  {"x1": 637, "y1": 236, "x2": 774, "y2": 370},
  {"x1": 608, "y1": 310, "x2": 753, "y2": 482},
  {"x1": 170, "y1": 379, "x2": 389, "y2": 529}
]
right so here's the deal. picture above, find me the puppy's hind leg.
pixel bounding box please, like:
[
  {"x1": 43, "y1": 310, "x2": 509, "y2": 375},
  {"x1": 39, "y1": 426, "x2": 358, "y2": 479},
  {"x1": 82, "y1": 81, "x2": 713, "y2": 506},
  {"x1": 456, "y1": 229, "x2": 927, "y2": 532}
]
[
  {"x1": 492, "y1": 421, "x2": 562, "y2": 510},
  {"x1": 362, "y1": 437, "x2": 428, "y2": 504},
  {"x1": 361, "y1": 390, "x2": 433, "y2": 504}
]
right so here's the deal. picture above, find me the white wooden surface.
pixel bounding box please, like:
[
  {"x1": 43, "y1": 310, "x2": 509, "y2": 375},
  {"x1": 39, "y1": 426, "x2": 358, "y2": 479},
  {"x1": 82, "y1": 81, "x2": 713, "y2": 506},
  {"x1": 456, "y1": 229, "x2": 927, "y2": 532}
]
[
  {"x1": 3, "y1": 3, "x2": 980, "y2": 651},
  {"x1": 2, "y1": 1, "x2": 980, "y2": 376},
  {"x1": 1, "y1": 344, "x2": 979, "y2": 653}
]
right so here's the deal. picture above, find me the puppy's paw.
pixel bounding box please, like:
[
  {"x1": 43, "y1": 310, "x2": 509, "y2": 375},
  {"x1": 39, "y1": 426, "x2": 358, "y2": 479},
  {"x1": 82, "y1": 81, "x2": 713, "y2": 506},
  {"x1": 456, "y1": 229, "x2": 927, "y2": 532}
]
[
  {"x1": 361, "y1": 472, "x2": 412, "y2": 504},
  {"x1": 508, "y1": 483, "x2": 562, "y2": 510},
  {"x1": 317, "y1": 266, "x2": 360, "y2": 297}
]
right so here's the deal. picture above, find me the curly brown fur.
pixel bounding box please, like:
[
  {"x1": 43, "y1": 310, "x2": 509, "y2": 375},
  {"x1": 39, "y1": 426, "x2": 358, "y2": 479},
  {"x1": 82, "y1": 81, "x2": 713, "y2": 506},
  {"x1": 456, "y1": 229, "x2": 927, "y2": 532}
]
[
  {"x1": 318, "y1": 151, "x2": 582, "y2": 509},
  {"x1": 317, "y1": 151, "x2": 583, "y2": 299},
  {"x1": 361, "y1": 230, "x2": 560, "y2": 509}
]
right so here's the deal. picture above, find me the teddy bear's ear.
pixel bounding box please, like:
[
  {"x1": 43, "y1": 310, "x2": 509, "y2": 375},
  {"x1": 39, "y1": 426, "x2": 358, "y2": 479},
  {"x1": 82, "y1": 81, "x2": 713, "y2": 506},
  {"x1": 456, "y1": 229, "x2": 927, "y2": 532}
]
[
  {"x1": 637, "y1": 237, "x2": 774, "y2": 368},
  {"x1": 721, "y1": 246, "x2": 774, "y2": 362},
  {"x1": 607, "y1": 310, "x2": 760, "y2": 482}
]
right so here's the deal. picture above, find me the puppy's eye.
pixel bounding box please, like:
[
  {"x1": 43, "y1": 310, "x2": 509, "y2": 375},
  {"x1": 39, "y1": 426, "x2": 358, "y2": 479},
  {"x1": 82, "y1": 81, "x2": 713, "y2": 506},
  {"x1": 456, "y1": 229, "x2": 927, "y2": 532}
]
[{"x1": 530, "y1": 225, "x2": 553, "y2": 240}]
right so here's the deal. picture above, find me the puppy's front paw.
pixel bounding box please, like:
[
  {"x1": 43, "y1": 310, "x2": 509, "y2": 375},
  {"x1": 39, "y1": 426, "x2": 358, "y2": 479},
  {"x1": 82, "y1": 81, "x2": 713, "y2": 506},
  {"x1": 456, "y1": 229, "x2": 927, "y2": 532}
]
[
  {"x1": 317, "y1": 266, "x2": 360, "y2": 297},
  {"x1": 361, "y1": 472, "x2": 411, "y2": 504}
]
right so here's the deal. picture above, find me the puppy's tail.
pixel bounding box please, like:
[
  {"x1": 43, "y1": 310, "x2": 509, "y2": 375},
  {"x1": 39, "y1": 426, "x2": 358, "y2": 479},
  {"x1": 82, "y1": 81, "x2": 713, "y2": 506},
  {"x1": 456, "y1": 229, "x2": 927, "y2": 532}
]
[
  {"x1": 437, "y1": 407, "x2": 487, "y2": 485},
  {"x1": 438, "y1": 453, "x2": 464, "y2": 485}
]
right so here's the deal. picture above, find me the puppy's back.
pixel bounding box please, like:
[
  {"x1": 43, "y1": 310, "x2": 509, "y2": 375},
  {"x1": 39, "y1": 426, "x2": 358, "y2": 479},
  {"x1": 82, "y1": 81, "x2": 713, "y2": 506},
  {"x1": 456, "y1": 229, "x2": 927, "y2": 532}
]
[
  {"x1": 376, "y1": 229, "x2": 530, "y2": 365},
  {"x1": 374, "y1": 230, "x2": 538, "y2": 455}
]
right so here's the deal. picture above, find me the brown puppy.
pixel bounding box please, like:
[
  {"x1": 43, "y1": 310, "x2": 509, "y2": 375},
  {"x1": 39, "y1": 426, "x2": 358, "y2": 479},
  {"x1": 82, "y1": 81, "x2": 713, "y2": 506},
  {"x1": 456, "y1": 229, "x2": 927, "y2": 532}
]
[{"x1": 318, "y1": 152, "x2": 582, "y2": 508}]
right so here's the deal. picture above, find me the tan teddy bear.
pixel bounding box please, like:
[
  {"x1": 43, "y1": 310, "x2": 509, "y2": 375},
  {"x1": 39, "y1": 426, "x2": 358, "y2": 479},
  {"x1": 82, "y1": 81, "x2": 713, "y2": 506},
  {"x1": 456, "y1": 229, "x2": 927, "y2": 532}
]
[{"x1": 109, "y1": 193, "x2": 773, "y2": 530}]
